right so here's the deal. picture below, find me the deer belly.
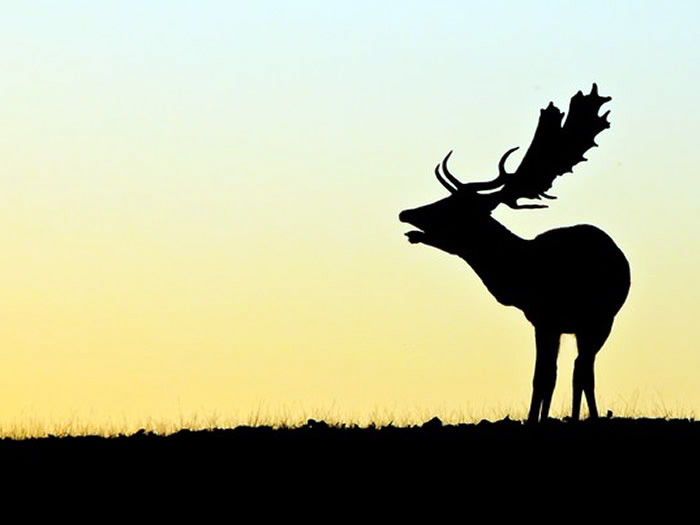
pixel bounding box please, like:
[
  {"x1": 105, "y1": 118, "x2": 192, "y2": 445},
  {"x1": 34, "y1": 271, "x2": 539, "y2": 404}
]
[{"x1": 522, "y1": 278, "x2": 626, "y2": 331}]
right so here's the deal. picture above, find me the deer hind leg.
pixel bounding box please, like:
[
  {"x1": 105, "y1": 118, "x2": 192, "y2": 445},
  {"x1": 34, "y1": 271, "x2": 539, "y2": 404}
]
[
  {"x1": 573, "y1": 320, "x2": 613, "y2": 421},
  {"x1": 528, "y1": 327, "x2": 561, "y2": 423}
]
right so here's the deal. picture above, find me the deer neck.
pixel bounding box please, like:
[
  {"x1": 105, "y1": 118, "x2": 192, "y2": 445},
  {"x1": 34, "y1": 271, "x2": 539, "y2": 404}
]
[{"x1": 455, "y1": 216, "x2": 529, "y2": 307}]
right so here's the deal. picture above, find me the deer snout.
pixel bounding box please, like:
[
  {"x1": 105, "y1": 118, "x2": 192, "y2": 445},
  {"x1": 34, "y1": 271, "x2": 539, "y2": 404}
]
[{"x1": 399, "y1": 208, "x2": 418, "y2": 225}]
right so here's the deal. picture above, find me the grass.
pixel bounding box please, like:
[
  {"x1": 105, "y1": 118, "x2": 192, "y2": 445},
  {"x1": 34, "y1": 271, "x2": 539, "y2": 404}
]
[{"x1": 0, "y1": 395, "x2": 694, "y2": 439}]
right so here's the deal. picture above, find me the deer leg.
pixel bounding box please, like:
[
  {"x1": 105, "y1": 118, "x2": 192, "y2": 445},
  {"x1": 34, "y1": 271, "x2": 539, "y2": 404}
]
[
  {"x1": 572, "y1": 356, "x2": 584, "y2": 421},
  {"x1": 528, "y1": 327, "x2": 560, "y2": 423},
  {"x1": 582, "y1": 355, "x2": 598, "y2": 419},
  {"x1": 572, "y1": 354, "x2": 593, "y2": 421},
  {"x1": 574, "y1": 321, "x2": 612, "y2": 420}
]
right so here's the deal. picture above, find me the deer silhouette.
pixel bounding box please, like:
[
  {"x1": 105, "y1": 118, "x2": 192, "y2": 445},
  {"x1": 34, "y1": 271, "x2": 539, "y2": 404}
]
[{"x1": 399, "y1": 84, "x2": 630, "y2": 423}]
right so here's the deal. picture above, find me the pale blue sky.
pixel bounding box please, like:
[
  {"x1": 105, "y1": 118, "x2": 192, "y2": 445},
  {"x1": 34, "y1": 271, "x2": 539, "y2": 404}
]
[{"x1": 1, "y1": 2, "x2": 699, "y2": 425}]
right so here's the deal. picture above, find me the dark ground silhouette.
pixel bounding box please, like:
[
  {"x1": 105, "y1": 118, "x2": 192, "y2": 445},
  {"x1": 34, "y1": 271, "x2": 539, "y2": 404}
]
[
  {"x1": 5, "y1": 418, "x2": 698, "y2": 500},
  {"x1": 0, "y1": 418, "x2": 700, "y2": 482},
  {"x1": 4, "y1": 417, "x2": 699, "y2": 468},
  {"x1": 400, "y1": 84, "x2": 630, "y2": 422}
]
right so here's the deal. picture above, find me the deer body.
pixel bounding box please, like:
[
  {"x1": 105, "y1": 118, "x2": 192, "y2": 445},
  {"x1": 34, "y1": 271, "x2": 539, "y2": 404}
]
[
  {"x1": 459, "y1": 222, "x2": 629, "y2": 325},
  {"x1": 399, "y1": 85, "x2": 630, "y2": 422},
  {"x1": 519, "y1": 225, "x2": 629, "y2": 328}
]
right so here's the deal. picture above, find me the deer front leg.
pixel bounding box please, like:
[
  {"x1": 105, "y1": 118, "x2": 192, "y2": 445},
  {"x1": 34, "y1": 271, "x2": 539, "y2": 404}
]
[{"x1": 528, "y1": 327, "x2": 561, "y2": 423}]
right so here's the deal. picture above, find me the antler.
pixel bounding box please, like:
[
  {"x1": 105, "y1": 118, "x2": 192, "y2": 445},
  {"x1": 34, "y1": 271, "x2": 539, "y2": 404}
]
[
  {"x1": 431, "y1": 84, "x2": 611, "y2": 209},
  {"x1": 434, "y1": 146, "x2": 520, "y2": 194},
  {"x1": 494, "y1": 83, "x2": 611, "y2": 209}
]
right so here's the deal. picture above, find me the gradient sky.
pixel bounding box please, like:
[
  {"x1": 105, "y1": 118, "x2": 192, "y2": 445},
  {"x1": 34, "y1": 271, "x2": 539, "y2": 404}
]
[{"x1": 1, "y1": 1, "x2": 699, "y2": 429}]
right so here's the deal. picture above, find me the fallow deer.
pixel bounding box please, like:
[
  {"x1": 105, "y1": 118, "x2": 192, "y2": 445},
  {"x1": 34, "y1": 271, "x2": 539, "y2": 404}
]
[{"x1": 399, "y1": 84, "x2": 630, "y2": 423}]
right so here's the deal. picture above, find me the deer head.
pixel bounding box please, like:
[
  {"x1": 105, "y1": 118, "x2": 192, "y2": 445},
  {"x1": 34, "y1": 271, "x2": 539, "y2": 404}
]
[{"x1": 399, "y1": 83, "x2": 611, "y2": 249}]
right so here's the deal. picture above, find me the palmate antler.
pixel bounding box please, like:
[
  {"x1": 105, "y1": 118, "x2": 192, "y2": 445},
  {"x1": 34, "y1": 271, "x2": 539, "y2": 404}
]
[
  {"x1": 497, "y1": 83, "x2": 611, "y2": 208},
  {"x1": 436, "y1": 83, "x2": 612, "y2": 209}
]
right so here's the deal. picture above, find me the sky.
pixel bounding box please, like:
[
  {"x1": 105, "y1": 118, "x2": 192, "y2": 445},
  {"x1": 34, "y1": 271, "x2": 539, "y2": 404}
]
[{"x1": 1, "y1": 1, "x2": 699, "y2": 430}]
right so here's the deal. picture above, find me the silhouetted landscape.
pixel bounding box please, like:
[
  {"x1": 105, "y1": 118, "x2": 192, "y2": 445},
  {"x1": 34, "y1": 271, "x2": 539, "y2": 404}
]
[
  {"x1": 4, "y1": 417, "x2": 700, "y2": 476},
  {"x1": 6, "y1": 6, "x2": 700, "y2": 502}
]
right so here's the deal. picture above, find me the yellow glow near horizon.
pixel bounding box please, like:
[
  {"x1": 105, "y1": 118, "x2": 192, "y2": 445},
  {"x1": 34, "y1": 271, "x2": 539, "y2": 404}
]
[{"x1": 0, "y1": 2, "x2": 699, "y2": 432}]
